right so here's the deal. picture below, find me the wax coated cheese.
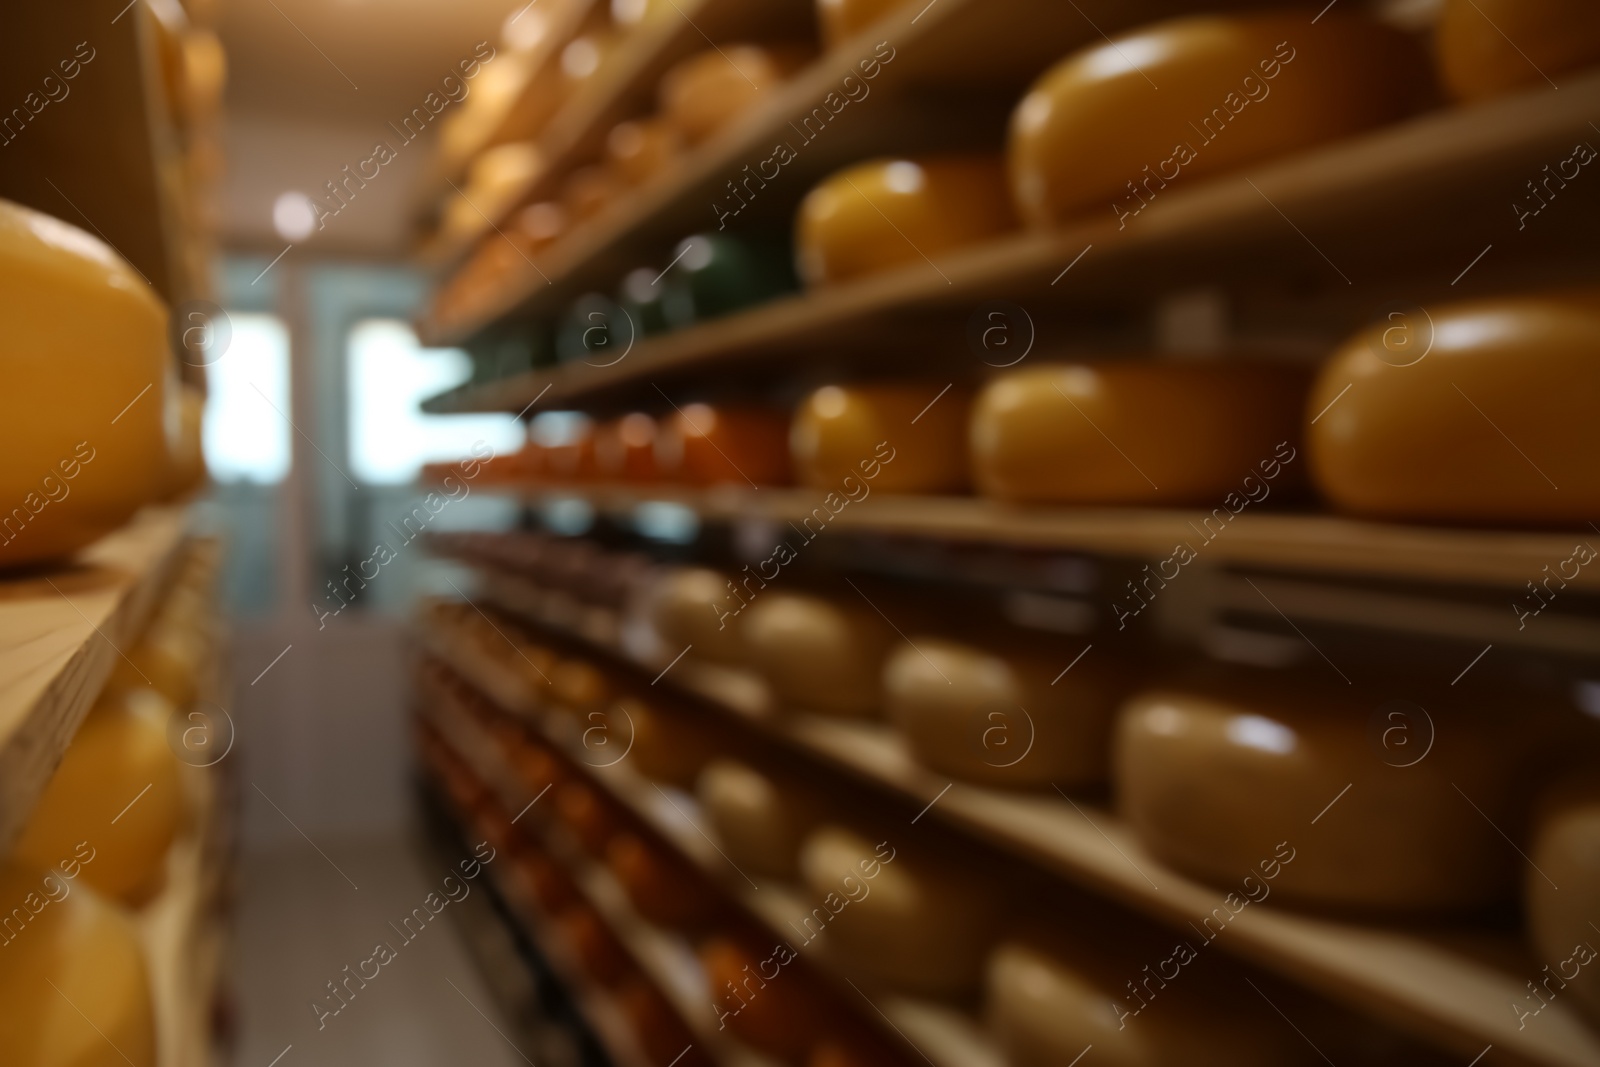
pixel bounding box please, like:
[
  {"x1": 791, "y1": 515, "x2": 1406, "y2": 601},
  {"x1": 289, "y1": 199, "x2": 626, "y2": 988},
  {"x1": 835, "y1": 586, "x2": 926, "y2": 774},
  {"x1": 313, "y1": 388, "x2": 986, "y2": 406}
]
[
  {"x1": 655, "y1": 404, "x2": 792, "y2": 487},
  {"x1": 629, "y1": 699, "x2": 719, "y2": 789},
  {"x1": 618, "y1": 976, "x2": 708, "y2": 1067},
  {"x1": 740, "y1": 593, "x2": 892, "y2": 716},
  {"x1": 1008, "y1": 14, "x2": 1428, "y2": 228},
  {"x1": 1526, "y1": 782, "x2": 1600, "y2": 1026},
  {"x1": 160, "y1": 383, "x2": 208, "y2": 500},
  {"x1": 1307, "y1": 294, "x2": 1600, "y2": 524},
  {"x1": 0, "y1": 862, "x2": 157, "y2": 1067},
  {"x1": 971, "y1": 362, "x2": 1308, "y2": 504},
  {"x1": 799, "y1": 827, "x2": 998, "y2": 994},
  {"x1": 797, "y1": 157, "x2": 1014, "y2": 285},
  {"x1": 559, "y1": 901, "x2": 633, "y2": 985},
  {"x1": 13, "y1": 688, "x2": 184, "y2": 904},
  {"x1": 1115, "y1": 682, "x2": 1523, "y2": 912},
  {"x1": 702, "y1": 937, "x2": 828, "y2": 1061},
  {"x1": 0, "y1": 199, "x2": 172, "y2": 566},
  {"x1": 791, "y1": 384, "x2": 971, "y2": 493},
  {"x1": 697, "y1": 760, "x2": 821, "y2": 879},
  {"x1": 884, "y1": 637, "x2": 1123, "y2": 787},
  {"x1": 555, "y1": 781, "x2": 618, "y2": 857},
  {"x1": 660, "y1": 46, "x2": 809, "y2": 145},
  {"x1": 1436, "y1": 0, "x2": 1600, "y2": 102}
]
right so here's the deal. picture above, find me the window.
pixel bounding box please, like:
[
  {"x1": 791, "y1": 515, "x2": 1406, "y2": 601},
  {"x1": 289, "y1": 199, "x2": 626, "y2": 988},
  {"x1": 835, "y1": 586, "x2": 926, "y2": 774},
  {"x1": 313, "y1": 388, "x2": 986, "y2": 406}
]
[
  {"x1": 345, "y1": 318, "x2": 523, "y2": 485},
  {"x1": 204, "y1": 312, "x2": 292, "y2": 484}
]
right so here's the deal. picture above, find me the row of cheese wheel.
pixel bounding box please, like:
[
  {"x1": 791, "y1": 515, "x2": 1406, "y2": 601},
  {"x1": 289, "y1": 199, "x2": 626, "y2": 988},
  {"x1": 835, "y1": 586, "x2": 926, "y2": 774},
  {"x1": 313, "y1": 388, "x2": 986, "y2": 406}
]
[
  {"x1": 436, "y1": 0, "x2": 1600, "y2": 328},
  {"x1": 421, "y1": 539, "x2": 1600, "y2": 1025},
  {"x1": 0, "y1": 199, "x2": 209, "y2": 568},
  {"x1": 0, "y1": 546, "x2": 219, "y2": 1067},
  {"x1": 418, "y1": 603, "x2": 1467, "y2": 1064},
  {"x1": 468, "y1": 292, "x2": 1600, "y2": 525}
]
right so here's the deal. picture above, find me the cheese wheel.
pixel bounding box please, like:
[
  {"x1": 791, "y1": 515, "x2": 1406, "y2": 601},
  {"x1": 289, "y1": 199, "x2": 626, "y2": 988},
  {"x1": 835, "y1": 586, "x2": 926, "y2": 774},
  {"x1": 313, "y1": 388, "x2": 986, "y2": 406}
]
[
  {"x1": 697, "y1": 760, "x2": 821, "y2": 879},
  {"x1": 109, "y1": 621, "x2": 205, "y2": 708},
  {"x1": 987, "y1": 940, "x2": 1295, "y2": 1067},
  {"x1": 0, "y1": 200, "x2": 171, "y2": 567},
  {"x1": 562, "y1": 164, "x2": 623, "y2": 223},
  {"x1": 1115, "y1": 683, "x2": 1522, "y2": 912},
  {"x1": 607, "y1": 118, "x2": 682, "y2": 187},
  {"x1": 702, "y1": 937, "x2": 828, "y2": 1060},
  {"x1": 606, "y1": 832, "x2": 712, "y2": 931},
  {"x1": 798, "y1": 827, "x2": 998, "y2": 995},
  {"x1": 885, "y1": 637, "x2": 1122, "y2": 787},
  {"x1": 791, "y1": 384, "x2": 970, "y2": 493},
  {"x1": 629, "y1": 699, "x2": 719, "y2": 788},
  {"x1": 1436, "y1": 0, "x2": 1600, "y2": 102},
  {"x1": 659, "y1": 235, "x2": 797, "y2": 325},
  {"x1": 595, "y1": 414, "x2": 660, "y2": 482},
  {"x1": 509, "y1": 201, "x2": 567, "y2": 257},
  {"x1": 660, "y1": 46, "x2": 810, "y2": 145},
  {"x1": 559, "y1": 902, "x2": 633, "y2": 986},
  {"x1": 0, "y1": 862, "x2": 157, "y2": 1067},
  {"x1": 1307, "y1": 294, "x2": 1600, "y2": 524},
  {"x1": 645, "y1": 566, "x2": 744, "y2": 663},
  {"x1": 796, "y1": 157, "x2": 1015, "y2": 285},
  {"x1": 550, "y1": 657, "x2": 609, "y2": 711},
  {"x1": 1526, "y1": 782, "x2": 1600, "y2": 1025},
  {"x1": 816, "y1": 0, "x2": 912, "y2": 48},
  {"x1": 739, "y1": 593, "x2": 892, "y2": 716},
  {"x1": 554, "y1": 782, "x2": 618, "y2": 857},
  {"x1": 656, "y1": 403, "x2": 792, "y2": 487},
  {"x1": 561, "y1": 30, "x2": 618, "y2": 93},
  {"x1": 971, "y1": 362, "x2": 1308, "y2": 505},
  {"x1": 514, "y1": 850, "x2": 579, "y2": 913},
  {"x1": 1008, "y1": 14, "x2": 1429, "y2": 228},
  {"x1": 14, "y1": 688, "x2": 184, "y2": 904},
  {"x1": 617, "y1": 977, "x2": 708, "y2": 1067},
  {"x1": 160, "y1": 383, "x2": 207, "y2": 500}
]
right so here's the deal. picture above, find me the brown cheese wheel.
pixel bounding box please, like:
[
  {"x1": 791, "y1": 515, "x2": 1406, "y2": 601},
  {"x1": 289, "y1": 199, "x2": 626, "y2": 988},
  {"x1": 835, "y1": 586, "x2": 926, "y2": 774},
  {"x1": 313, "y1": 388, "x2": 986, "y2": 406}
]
[
  {"x1": 1008, "y1": 14, "x2": 1428, "y2": 228},
  {"x1": 697, "y1": 760, "x2": 822, "y2": 879},
  {"x1": 606, "y1": 831, "x2": 713, "y2": 931},
  {"x1": 1115, "y1": 683, "x2": 1523, "y2": 913},
  {"x1": 1307, "y1": 294, "x2": 1600, "y2": 524},
  {"x1": 559, "y1": 902, "x2": 633, "y2": 986},
  {"x1": 656, "y1": 403, "x2": 793, "y2": 487},
  {"x1": 739, "y1": 592, "x2": 892, "y2": 716},
  {"x1": 884, "y1": 637, "x2": 1123, "y2": 787},
  {"x1": 617, "y1": 976, "x2": 708, "y2": 1067},
  {"x1": 627, "y1": 698, "x2": 719, "y2": 789},
  {"x1": 1436, "y1": 0, "x2": 1600, "y2": 102},
  {"x1": 702, "y1": 937, "x2": 829, "y2": 1061},
  {"x1": 791, "y1": 384, "x2": 970, "y2": 493},
  {"x1": 971, "y1": 361, "x2": 1308, "y2": 505},
  {"x1": 554, "y1": 781, "x2": 618, "y2": 858}
]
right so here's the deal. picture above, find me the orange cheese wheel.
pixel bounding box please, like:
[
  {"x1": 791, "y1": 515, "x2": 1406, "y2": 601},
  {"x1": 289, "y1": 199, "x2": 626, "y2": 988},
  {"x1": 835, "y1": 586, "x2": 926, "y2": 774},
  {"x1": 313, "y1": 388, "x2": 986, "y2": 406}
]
[
  {"x1": 796, "y1": 157, "x2": 1014, "y2": 285},
  {"x1": 595, "y1": 413, "x2": 660, "y2": 482},
  {"x1": 798, "y1": 827, "x2": 998, "y2": 995},
  {"x1": 617, "y1": 977, "x2": 709, "y2": 1067},
  {"x1": 1307, "y1": 294, "x2": 1600, "y2": 524},
  {"x1": 816, "y1": 0, "x2": 912, "y2": 48},
  {"x1": 607, "y1": 118, "x2": 683, "y2": 187},
  {"x1": 549, "y1": 657, "x2": 609, "y2": 711},
  {"x1": 697, "y1": 760, "x2": 822, "y2": 879},
  {"x1": 0, "y1": 862, "x2": 157, "y2": 1067},
  {"x1": 739, "y1": 592, "x2": 892, "y2": 716},
  {"x1": 559, "y1": 902, "x2": 633, "y2": 986},
  {"x1": 702, "y1": 937, "x2": 828, "y2": 1060},
  {"x1": 659, "y1": 46, "x2": 810, "y2": 145},
  {"x1": 13, "y1": 688, "x2": 185, "y2": 904},
  {"x1": 1526, "y1": 782, "x2": 1600, "y2": 1025},
  {"x1": 656, "y1": 403, "x2": 792, "y2": 487},
  {"x1": 554, "y1": 781, "x2": 618, "y2": 857},
  {"x1": 971, "y1": 361, "x2": 1308, "y2": 505},
  {"x1": 884, "y1": 637, "x2": 1123, "y2": 787},
  {"x1": 1436, "y1": 0, "x2": 1600, "y2": 102},
  {"x1": 791, "y1": 384, "x2": 970, "y2": 493},
  {"x1": 1115, "y1": 682, "x2": 1524, "y2": 913},
  {"x1": 1008, "y1": 14, "x2": 1428, "y2": 228},
  {"x1": 0, "y1": 200, "x2": 172, "y2": 567},
  {"x1": 606, "y1": 832, "x2": 712, "y2": 931},
  {"x1": 514, "y1": 851, "x2": 579, "y2": 913}
]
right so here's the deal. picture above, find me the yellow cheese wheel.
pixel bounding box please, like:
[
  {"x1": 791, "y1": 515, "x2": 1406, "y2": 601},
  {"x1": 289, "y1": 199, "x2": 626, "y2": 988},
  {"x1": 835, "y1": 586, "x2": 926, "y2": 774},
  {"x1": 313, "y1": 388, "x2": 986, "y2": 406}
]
[
  {"x1": 644, "y1": 566, "x2": 744, "y2": 664},
  {"x1": 971, "y1": 361, "x2": 1308, "y2": 505},
  {"x1": 1526, "y1": 782, "x2": 1600, "y2": 1026},
  {"x1": 1115, "y1": 682, "x2": 1523, "y2": 913},
  {"x1": 1307, "y1": 294, "x2": 1600, "y2": 524},
  {"x1": 1436, "y1": 0, "x2": 1600, "y2": 102},
  {"x1": 14, "y1": 688, "x2": 184, "y2": 905},
  {"x1": 796, "y1": 157, "x2": 1014, "y2": 285},
  {"x1": 659, "y1": 46, "x2": 810, "y2": 145},
  {"x1": 606, "y1": 118, "x2": 682, "y2": 187},
  {"x1": 739, "y1": 593, "x2": 891, "y2": 716},
  {"x1": 816, "y1": 0, "x2": 912, "y2": 48},
  {"x1": 791, "y1": 384, "x2": 971, "y2": 493},
  {"x1": 884, "y1": 637, "x2": 1123, "y2": 787},
  {"x1": 798, "y1": 826, "x2": 998, "y2": 995},
  {"x1": 0, "y1": 862, "x2": 157, "y2": 1067},
  {"x1": 1008, "y1": 14, "x2": 1428, "y2": 228},
  {"x1": 987, "y1": 939, "x2": 1296, "y2": 1067},
  {"x1": 697, "y1": 760, "x2": 822, "y2": 879},
  {"x1": 0, "y1": 200, "x2": 171, "y2": 567},
  {"x1": 109, "y1": 621, "x2": 205, "y2": 708},
  {"x1": 160, "y1": 383, "x2": 207, "y2": 501}
]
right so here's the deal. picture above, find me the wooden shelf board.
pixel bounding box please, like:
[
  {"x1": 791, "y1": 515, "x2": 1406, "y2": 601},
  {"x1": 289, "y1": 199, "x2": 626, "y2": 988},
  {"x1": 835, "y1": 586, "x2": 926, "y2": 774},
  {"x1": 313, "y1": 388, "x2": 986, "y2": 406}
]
[
  {"x1": 424, "y1": 581, "x2": 1600, "y2": 1067},
  {"x1": 0, "y1": 506, "x2": 191, "y2": 855}
]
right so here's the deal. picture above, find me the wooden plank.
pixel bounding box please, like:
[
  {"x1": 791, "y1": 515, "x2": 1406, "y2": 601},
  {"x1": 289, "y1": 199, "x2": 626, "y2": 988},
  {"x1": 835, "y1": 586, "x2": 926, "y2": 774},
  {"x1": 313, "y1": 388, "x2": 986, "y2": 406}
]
[
  {"x1": 0, "y1": 506, "x2": 191, "y2": 855},
  {"x1": 424, "y1": 587, "x2": 1600, "y2": 1067}
]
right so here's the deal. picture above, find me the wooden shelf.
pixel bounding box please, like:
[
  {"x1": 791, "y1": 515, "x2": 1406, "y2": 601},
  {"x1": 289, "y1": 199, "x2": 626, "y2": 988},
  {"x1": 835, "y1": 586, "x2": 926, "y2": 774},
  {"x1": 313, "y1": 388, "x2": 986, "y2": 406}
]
[
  {"x1": 0, "y1": 506, "x2": 191, "y2": 856},
  {"x1": 420, "y1": 49, "x2": 1600, "y2": 356},
  {"x1": 423, "y1": 581, "x2": 1600, "y2": 1067}
]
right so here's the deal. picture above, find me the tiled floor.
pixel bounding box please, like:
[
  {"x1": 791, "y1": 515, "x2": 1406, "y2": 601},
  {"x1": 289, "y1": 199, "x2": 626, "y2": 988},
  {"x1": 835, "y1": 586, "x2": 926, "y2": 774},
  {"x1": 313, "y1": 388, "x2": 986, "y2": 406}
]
[{"x1": 229, "y1": 835, "x2": 531, "y2": 1067}]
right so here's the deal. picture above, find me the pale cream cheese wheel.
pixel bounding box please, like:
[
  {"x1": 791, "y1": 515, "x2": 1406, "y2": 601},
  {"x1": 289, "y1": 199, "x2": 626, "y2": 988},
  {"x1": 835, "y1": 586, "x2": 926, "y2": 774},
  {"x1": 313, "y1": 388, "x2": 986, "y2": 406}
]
[
  {"x1": 696, "y1": 759, "x2": 822, "y2": 879},
  {"x1": 643, "y1": 566, "x2": 744, "y2": 664},
  {"x1": 739, "y1": 592, "x2": 892, "y2": 717}
]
